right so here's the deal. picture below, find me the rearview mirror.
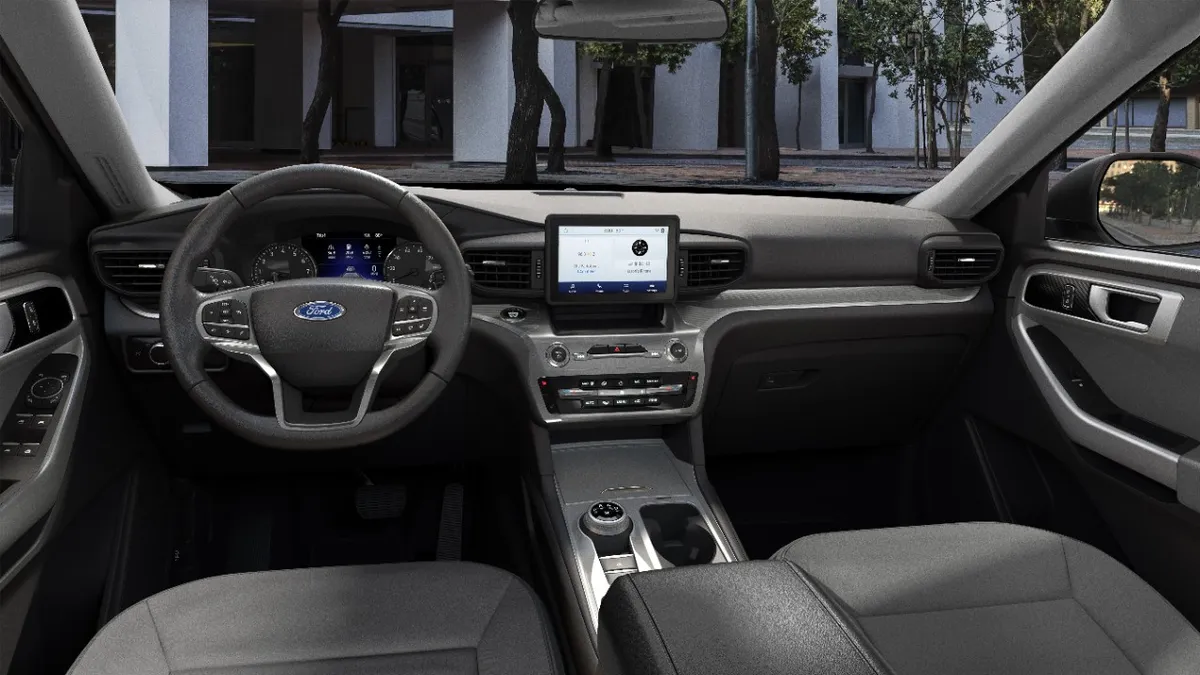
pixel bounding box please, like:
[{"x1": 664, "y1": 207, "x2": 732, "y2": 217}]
[
  {"x1": 1098, "y1": 159, "x2": 1200, "y2": 247},
  {"x1": 535, "y1": 0, "x2": 729, "y2": 42}
]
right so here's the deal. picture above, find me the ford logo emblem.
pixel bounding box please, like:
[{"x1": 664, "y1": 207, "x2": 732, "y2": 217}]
[{"x1": 294, "y1": 301, "x2": 345, "y2": 322}]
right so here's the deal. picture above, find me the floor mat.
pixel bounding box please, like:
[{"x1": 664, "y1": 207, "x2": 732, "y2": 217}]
[
  {"x1": 707, "y1": 446, "x2": 918, "y2": 560},
  {"x1": 169, "y1": 463, "x2": 533, "y2": 586}
]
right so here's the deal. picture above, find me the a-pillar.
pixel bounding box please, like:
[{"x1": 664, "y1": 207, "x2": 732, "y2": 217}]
[
  {"x1": 453, "y1": 0, "x2": 513, "y2": 163},
  {"x1": 115, "y1": 0, "x2": 209, "y2": 167},
  {"x1": 254, "y1": 10, "x2": 332, "y2": 151},
  {"x1": 653, "y1": 43, "x2": 721, "y2": 150}
]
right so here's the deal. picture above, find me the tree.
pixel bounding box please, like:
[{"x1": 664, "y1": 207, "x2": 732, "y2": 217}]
[
  {"x1": 1015, "y1": 0, "x2": 1107, "y2": 168},
  {"x1": 506, "y1": 0, "x2": 542, "y2": 183},
  {"x1": 721, "y1": 0, "x2": 831, "y2": 176},
  {"x1": 581, "y1": 43, "x2": 693, "y2": 158},
  {"x1": 1147, "y1": 47, "x2": 1200, "y2": 152},
  {"x1": 538, "y1": 69, "x2": 568, "y2": 173},
  {"x1": 839, "y1": 0, "x2": 906, "y2": 153},
  {"x1": 867, "y1": 0, "x2": 1022, "y2": 168},
  {"x1": 301, "y1": 0, "x2": 349, "y2": 164}
]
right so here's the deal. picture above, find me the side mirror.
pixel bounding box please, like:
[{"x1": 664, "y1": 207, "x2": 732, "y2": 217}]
[
  {"x1": 1048, "y1": 152, "x2": 1200, "y2": 251},
  {"x1": 535, "y1": 0, "x2": 729, "y2": 42}
]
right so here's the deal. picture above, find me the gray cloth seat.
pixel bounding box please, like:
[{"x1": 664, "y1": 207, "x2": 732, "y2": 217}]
[
  {"x1": 774, "y1": 522, "x2": 1200, "y2": 675},
  {"x1": 66, "y1": 561, "x2": 562, "y2": 675}
]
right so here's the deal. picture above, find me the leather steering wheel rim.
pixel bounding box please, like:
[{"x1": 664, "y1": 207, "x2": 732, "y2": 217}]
[{"x1": 160, "y1": 164, "x2": 471, "y2": 450}]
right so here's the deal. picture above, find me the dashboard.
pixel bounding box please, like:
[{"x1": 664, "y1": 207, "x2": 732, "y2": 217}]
[{"x1": 87, "y1": 188, "x2": 1001, "y2": 435}]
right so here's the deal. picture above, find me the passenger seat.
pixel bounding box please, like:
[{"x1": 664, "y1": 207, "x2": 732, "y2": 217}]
[
  {"x1": 65, "y1": 561, "x2": 562, "y2": 675},
  {"x1": 774, "y1": 522, "x2": 1200, "y2": 675}
]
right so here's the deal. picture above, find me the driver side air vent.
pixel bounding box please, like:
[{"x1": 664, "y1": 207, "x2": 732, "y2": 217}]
[
  {"x1": 465, "y1": 249, "x2": 544, "y2": 293},
  {"x1": 918, "y1": 235, "x2": 1004, "y2": 287},
  {"x1": 94, "y1": 250, "x2": 173, "y2": 296},
  {"x1": 683, "y1": 249, "x2": 746, "y2": 290}
]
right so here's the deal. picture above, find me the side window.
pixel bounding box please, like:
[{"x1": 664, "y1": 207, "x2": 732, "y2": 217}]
[
  {"x1": 1097, "y1": 159, "x2": 1200, "y2": 252},
  {"x1": 0, "y1": 99, "x2": 19, "y2": 241}
]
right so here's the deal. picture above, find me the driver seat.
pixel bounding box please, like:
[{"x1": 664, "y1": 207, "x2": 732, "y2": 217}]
[{"x1": 65, "y1": 562, "x2": 563, "y2": 675}]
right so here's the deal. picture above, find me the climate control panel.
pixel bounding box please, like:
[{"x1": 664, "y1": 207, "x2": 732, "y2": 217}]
[{"x1": 538, "y1": 371, "x2": 698, "y2": 414}]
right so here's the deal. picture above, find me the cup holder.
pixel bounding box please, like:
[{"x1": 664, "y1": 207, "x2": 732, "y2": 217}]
[{"x1": 640, "y1": 503, "x2": 717, "y2": 567}]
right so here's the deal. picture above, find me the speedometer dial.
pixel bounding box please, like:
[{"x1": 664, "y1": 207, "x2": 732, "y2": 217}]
[
  {"x1": 384, "y1": 242, "x2": 443, "y2": 289},
  {"x1": 251, "y1": 242, "x2": 317, "y2": 285}
]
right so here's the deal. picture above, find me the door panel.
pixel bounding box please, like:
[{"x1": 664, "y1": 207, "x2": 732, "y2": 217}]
[
  {"x1": 0, "y1": 271, "x2": 89, "y2": 588},
  {"x1": 1011, "y1": 248, "x2": 1200, "y2": 498}
]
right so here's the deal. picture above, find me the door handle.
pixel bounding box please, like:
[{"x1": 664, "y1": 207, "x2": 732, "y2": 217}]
[{"x1": 1088, "y1": 285, "x2": 1160, "y2": 333}]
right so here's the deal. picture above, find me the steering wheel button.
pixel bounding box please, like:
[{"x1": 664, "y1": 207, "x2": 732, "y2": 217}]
[
  {"x1": 202, "y1": 304, "x2": 218, "y2": 322},
  {"x1": 414, "y1": 320, "x2": 430, "y2": 332},
  {"x1": 233, "y1": 327, "x2": 250, "y2": 340}
]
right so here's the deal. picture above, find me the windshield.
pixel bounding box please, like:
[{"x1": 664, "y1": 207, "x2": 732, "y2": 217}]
[{"x1": 66, "y1": 0, "x2": 1199, "y2": 197}]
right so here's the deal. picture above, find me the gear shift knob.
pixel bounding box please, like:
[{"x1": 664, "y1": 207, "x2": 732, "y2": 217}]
[{"x1": 582, "y1": 501, "x2": 632, "y2": 538}]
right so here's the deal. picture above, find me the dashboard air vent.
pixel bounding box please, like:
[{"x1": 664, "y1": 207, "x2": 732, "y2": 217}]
[
  {"x1": 466, "y1": 249, "x2": 539, "y2": 291},
  {"x1": 926, "y1": 249, "x2": 1002, "y2": 283},
  {"x1": 684, "y1": 249, "x2": 746, "y2": 289},
  {"x1": 95, "y1": 250, "x2": 173, "y2": 296}
]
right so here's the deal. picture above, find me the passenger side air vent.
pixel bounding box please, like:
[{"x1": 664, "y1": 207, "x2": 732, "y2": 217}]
[
  {"x1": 94, "y1": 250, "x2": 173, "y2": 296},
  {"x1": 465, "y1": 249, "x2": 544, "y2": 293},
  {"x1": 917, "y1": 235, "x2": 1004, "y2": 287},
  {"x1": 682, "y1": 248, "x2": 746, "y2": 290}
]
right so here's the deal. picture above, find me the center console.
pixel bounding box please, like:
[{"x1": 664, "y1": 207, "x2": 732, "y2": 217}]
[{"x1": 547, "y1": 438, "x2": 739, "y2": 631}]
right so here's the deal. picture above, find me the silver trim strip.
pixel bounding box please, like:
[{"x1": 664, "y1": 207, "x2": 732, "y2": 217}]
[
  {"x1": 0, "y1": 303, "x2": 13, "y2": 354},
  {"x1": 1046, "y1": 239, "x2": 1200, "y2": 277},
  {"x1": 119, "y1": 296, "x2": 160, "y2": 320},
  {"x1": 1012, "y1": 312, "x2": 1180, "y2": 488}
]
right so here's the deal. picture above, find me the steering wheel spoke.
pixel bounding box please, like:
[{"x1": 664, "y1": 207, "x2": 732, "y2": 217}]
[{"x1": 195, "y1": 287, "x2": 260, "y2": 362}]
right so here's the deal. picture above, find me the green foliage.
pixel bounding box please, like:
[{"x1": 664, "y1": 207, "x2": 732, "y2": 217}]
[
  {"x1": 721, "y1": 0, "x2": 832, "y2": 85},
  {"x1": 1013, "y1": 0, "x2": 1107, "y2": 88},
  {"x1": 839, "y1": 0, "x2": 1022, "y2": 163},
  {"x1": 580, "y1": 43, "x2": 695, "y2": 73},
  {"x1": 1101, "y1": 160, "x2": 1200, "y2": 227}
]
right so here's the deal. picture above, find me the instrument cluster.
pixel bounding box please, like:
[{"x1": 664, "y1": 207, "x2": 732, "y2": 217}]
[{"x1": 249, "y1": 232, "x2": 444, "y2": 290}]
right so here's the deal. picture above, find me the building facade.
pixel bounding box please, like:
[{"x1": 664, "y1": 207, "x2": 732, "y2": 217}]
[{"x1": 80, "y1": 0, "x2": 1033, "y2": 168}]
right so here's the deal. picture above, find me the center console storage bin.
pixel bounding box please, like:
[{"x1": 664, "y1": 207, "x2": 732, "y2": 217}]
[{"x1": 597, "y1": 561, "x2": 893, "y2": 675}]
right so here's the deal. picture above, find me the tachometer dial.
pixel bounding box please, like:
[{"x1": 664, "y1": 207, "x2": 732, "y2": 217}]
[
  {"x1": 251, "y1": 242, "x2": 317, "y2": 284},
  {"x1": 385, "y1": 242, "x2": 442, "y2": 289}
]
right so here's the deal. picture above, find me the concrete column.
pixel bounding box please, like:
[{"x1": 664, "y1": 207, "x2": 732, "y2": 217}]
[
  {"x1": 538, "y1": 39, "x2": 579, "y2": 148},
  {"x1": 254, "y1": 10, "x2": 331, "y2": 151},
  {"x1": 798, "y1": 0, "x2": 839, "y2": 150},
  {"x1": 116, "y1": 0, "x2": 208, "y2": 167},
  {"x1": 374, "y1": 35, "x2": 397, "y2": 147},
  {"x1": 653, "y1": 43, "x2": 720, "y2": 150},
  {"x1": 453, "y1": 0, "x2": 513, "y2": 163}
]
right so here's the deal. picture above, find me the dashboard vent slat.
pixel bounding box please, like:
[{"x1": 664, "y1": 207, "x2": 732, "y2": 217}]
[
  {"x1": 928, "y1": 249, "x2": 1001, "y2": 283},
  {"x1": 95, "y1": 250, "x2": 173, "y2": 296},
  {"x1": 684, "y1": 249, "x2": 745, "y2": 289},
  {"x1": 466, "y1": 250, "x2": 535, "y2": 291}
]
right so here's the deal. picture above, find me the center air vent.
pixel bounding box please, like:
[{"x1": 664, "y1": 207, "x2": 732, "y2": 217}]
[
  {"x1": 465, "y1": 249, "x2": 543, "y2": 292},
  {"x1": 682, "y1": 249, "x2": 746, "y2": 290},
  {"x1": 94, "y1": 250, "x2": 173, "y2": 296},
  {"x1": 918, "y1": 235, "x2": 1004, "y2": 287}
]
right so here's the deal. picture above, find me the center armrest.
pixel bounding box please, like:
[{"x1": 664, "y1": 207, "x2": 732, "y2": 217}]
[{"x1": 597, "y1": 560, "x2": 894, "y2": 675}]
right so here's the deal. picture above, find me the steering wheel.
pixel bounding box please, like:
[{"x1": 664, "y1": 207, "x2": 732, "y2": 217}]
[{"x1": 160, "y1": 165, "x2": 471, "y2": 450}]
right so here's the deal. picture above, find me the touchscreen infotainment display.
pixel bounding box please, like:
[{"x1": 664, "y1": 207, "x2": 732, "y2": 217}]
[{"x1": 546, "y1": 216, "x2": 679, "y2": 304}]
